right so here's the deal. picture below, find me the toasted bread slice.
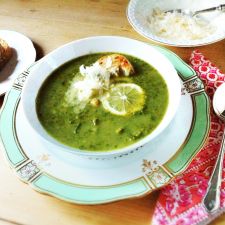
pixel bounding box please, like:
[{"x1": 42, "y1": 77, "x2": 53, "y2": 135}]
[
  {"x1": 97, "y1": 54, "x2": 134, "y2": 76},
  {"x1": 0, "y1": 38, "x2": 12, "y2": 70}
]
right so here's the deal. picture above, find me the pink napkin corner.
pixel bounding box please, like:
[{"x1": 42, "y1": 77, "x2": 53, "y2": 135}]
[{"x1": 152, "y1": 50, "x2": 225, "y2": 225}]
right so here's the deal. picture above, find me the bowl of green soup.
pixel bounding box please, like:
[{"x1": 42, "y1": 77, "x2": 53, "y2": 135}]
[{"x1": 21, "y1": 36, "x2": 181, "y2": 158}]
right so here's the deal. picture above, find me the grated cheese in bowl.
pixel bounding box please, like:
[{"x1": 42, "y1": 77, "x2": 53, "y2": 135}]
[{"x1": 147, "y1": 8, "x2": 216, "y2": 42}]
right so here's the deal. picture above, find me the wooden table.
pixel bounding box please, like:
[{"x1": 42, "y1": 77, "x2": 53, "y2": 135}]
[{"x1": 0, "y1": 1, "x2": 224, "y2": 225}]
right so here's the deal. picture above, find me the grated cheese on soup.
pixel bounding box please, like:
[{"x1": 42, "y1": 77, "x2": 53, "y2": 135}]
[
  {"x1": 65, "y1": 54, "x2": 135, "y2": 113},
  {"x1": 65, "y1": 57, "x2": 115, "y2": 112},
  {"x1": 147, "y1": 8, "x2": 216, "y2": 41}
]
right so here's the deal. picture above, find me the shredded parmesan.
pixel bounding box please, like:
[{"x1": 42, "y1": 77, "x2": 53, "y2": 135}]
[
  {"x1": 147, "y1": 8, "x2": 216, "y2": 41},
  {"x1": 65, "y1": 57, "x2": 116, "y2": 112}
]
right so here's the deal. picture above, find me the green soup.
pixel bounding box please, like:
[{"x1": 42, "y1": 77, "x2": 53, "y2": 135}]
[{"x1": 36, "y1": 53, "x2": 168, "y2": 151}]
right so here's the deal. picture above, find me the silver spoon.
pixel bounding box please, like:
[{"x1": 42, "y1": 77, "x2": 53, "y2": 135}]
[
  {"x1": 203, "y1": 82, "x2": 225, "y2": 213},
  {"x1": 166, "y1": 4, "x2": 225, "y2": 17}
]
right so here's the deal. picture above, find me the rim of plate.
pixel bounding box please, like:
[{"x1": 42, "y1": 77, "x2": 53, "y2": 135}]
[
  {"x1": 0, "y1": 30, "x2": 36, "y2": 95},
  {"x1": 0, "y1": 45, "x2": 210, "y2": 204},
  {"x1": 127, "y1": 0, "x2": 225, "y2": 47}
]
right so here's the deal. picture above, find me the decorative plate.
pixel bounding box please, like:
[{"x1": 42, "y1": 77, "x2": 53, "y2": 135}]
[
  {"x1": 0, "y1": 46, "x2": 210, "y2": 205},
  {"x1": 0, "y1": 30, "x2": 36, "y2": 95},
  {"x1": 127, "y1": 0, "x2": 225, "y2": 47}
]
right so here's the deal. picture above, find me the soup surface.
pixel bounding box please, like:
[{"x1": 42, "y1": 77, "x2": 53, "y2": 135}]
[{"x1": 37, "y1": 53, "x2": 168, "y2": 151}]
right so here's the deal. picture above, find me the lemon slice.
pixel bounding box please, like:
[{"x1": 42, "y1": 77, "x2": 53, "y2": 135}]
[{"x1": 101, "y1": 83, "x2": 145, "y2": 116}]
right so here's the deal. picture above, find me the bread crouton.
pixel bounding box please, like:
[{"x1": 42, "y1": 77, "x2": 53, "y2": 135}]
[
  {"x1": 0, "y1": 38, "x2": 12, "y2": 70},
  {"x1": 97, "y1": 54, "x2": 134, "y2": 76}
]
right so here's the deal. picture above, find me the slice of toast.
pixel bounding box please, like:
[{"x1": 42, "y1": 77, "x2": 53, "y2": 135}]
[{"x1": 0, "y1": 38, "x2": 12, "y2": 70}]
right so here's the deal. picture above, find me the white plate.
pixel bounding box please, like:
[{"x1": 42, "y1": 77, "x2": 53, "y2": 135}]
[
  {"x1": 127, "y1": 0, "x2": 225, "y2": 47},
  {"x1": 0, "y1": 46, "x2": 210, "y2": 204},
  {"x1": 0, "y1": 30, "x2": 36, "y2": 95}
]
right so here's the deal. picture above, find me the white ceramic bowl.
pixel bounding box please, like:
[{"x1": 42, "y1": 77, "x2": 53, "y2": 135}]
[
  {"x1": 21, "y1": 36, "x2": 181, "y2": 158},
  {"x1": 127, "y1": 0, "x2": 225, "y2": 47}
]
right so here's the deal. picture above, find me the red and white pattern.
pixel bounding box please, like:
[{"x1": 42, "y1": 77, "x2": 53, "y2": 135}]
[{"x1": 153, "y1": 50, "x2": 225, "y2": 225}]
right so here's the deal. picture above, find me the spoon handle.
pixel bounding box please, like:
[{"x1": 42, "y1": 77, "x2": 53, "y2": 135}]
[
  {"x1": 203, "y1": 129, "x2": 225, "y2": 213},
  {"x1": 194, "y1": 4, "x2": 225, "y2": 16}
]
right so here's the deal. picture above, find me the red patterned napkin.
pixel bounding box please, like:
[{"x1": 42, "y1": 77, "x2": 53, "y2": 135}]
[{"x1": 152, "y1": 50, "x2": 225, "y2": 225}]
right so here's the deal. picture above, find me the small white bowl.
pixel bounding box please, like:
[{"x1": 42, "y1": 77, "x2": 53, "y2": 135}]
[
  {"x1": 21, "y1": 36, "x2": 181, "y2": 158},
  {"x1": 127, "y1": 0, "x2": 225, "y2": 47}
]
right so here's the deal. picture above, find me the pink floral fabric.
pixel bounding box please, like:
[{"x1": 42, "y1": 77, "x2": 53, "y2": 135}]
[{"x1": 153, "y1": 50, "x2": 225, "y2": 225}]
